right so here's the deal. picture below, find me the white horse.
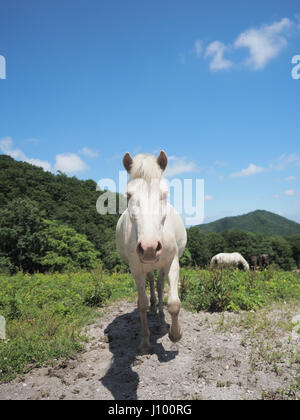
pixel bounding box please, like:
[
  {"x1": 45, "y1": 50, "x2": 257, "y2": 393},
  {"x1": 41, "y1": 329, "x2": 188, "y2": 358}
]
[
  {"x1": 116, "y1": 151, "x2": 187, "y2": 353},
  {"x1": 210, "y1": 252, "x2": 250, "y2": 270}
]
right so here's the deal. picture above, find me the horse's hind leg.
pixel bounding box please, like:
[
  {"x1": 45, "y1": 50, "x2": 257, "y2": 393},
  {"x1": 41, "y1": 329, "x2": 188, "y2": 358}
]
[{"x1": 147, "y1": 271, "x2": 156, "y2": 314}]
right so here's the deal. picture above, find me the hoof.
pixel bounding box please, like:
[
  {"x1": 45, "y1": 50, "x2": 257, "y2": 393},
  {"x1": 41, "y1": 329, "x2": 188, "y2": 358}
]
[
  {"x1": 168, "y1": 328, "x2": 182, "y2": 343},
  {"x1": 138, "y1": 344, "x2": 152, "y2": 355},
  {"x1": 138, "y1": 338, "x2": 151, "y2": 354}
]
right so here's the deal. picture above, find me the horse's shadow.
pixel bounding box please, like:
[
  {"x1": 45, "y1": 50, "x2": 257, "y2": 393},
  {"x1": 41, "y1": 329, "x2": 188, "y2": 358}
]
[{"x1": 100, "y1": 307, "x2": 178, "y2": 400}]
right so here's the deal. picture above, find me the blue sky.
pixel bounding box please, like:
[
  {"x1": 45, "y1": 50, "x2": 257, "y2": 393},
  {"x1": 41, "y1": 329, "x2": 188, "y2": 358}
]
[{"x1": 0, "y1": 0, "x2": 300, "y2": 224}]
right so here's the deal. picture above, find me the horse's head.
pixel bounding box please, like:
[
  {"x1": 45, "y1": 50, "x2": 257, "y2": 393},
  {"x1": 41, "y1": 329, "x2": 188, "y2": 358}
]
[{"x1": 122, "y1": 151, "x2": 168, "y2": 263}]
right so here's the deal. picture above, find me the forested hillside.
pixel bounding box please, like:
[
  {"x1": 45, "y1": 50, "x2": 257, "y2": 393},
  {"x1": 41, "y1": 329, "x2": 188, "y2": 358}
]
[
  {"x1": 197, "y1": 210, "x2": 300, "y2": 236},
  {"x1": 0, "y1": 155, "x2": 299, "y2": 273},
  {"x1": 0, "y1": 155, "x2": 125, "y2": 273},
  {"x1": 186, "y1": 228, "x2": 300, "y2": 270}
]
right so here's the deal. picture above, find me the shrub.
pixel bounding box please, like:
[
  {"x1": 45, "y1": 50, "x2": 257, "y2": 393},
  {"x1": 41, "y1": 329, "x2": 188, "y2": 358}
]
[
  {"x1": 39, "y1": 220, "x2": 99, "y2": 272},
  {"x1": 180, "y1": 268, "x2": 300, "y2": 313}
]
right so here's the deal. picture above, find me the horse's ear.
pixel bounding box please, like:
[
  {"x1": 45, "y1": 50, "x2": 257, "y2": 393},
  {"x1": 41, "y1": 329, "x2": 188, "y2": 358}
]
[
  {"x1": 123, "y1": 152, "x2": 133, "y2": 173},
  {"x1": 157, "y1": 150, "x2": 168, "y2": 171}
]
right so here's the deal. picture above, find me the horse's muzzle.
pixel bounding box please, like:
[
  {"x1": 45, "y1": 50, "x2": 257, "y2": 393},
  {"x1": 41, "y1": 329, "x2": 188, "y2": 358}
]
[{"x1": 136, "y1": 240, "x2": 162, "y2": 263}]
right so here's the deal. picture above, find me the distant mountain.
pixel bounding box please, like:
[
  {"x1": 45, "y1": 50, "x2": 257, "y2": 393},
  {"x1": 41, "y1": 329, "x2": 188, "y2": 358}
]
[{"x1": 197, "y1": 210, "x2": 300, "y2": 236}]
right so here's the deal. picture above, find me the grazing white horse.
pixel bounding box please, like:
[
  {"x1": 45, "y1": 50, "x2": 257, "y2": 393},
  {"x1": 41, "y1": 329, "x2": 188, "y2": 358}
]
[
  {"x1": 210, "y1": 252, "x2": 250, "y2": 270},
  {"x1": 116, "y1": 151, "x2": 187, "y2": 353}
]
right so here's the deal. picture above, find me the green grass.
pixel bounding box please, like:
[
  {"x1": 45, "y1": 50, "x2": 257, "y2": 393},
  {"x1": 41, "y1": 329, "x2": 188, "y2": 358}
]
[
  {"x1": 180, "y1": 267, "x2": 300, "y2": 313},
  {"x1": 0, "y1": 267, "x2": 136, "y2": 382},
  {"x1": 0, "y1": 266, "x2": 299, "y2": 383}
]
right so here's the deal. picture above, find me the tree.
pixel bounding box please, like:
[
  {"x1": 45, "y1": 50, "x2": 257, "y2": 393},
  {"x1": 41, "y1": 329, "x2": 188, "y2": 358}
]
[
  {"x1": 0, "y1": 255, "x2": 14, "y2": 274},
  {"x1": 269, "y1": 236, "x2": 295, "y2": 270},
  {"x1": 221, "y1": 230, "x2": 254, "y2": 261},
  {"x1": 286, "y1": 235, "x2": 300, "y2": 268},
  {"x1": 0, "y1": 155, "x2": 120, "y2": 270},
  {"x1": 39, "y1": 220, "x2": 99, "y2": 272},
  {"x1": 0, "y1": 198, "x2": 44, "y2": 272},
  {"x1": 186, "y1": 228, "x2": 210, "y2": 267},
  {"x1": 0, "y1": 198, "x2": 100, "y2": 273},
  {"x1": 179, "y1": 248, "x2": 192, "y2": 267},
  {"x1": 100, "y1": 239, "x2": 129, "y2": 272},
  {"x1": 250, "y1": 232, "x2": 273, "y2": 257},
  {"x1": 206, "y1": 232, "x2": 226, "y2": 257}
]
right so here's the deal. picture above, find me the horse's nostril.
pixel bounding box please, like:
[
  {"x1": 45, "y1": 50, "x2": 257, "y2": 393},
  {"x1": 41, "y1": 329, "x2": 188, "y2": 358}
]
[
  {"x1": 156, "y1": 242, "x2": 162, "y2": 252},
  {"x1": 137, "y1": 242, "x2": 144, "y2": 255}
]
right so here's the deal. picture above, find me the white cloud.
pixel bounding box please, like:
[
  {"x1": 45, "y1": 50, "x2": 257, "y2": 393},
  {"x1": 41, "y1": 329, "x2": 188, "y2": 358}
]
[
  {"x1": 284, "y1": 189, "x2": 296, "y2": 196},
  {"x1": 231, "y1": 163, "x2": 266, "y2": 178},
  {"x1": 271, "y1": 153, "x2": 300, "y2": 170},
  {"x1": 54, "y1": 153, "x2": 87, "y2": 174},
  {"x1": 0, "y1": 137, "x2": 26, "y2": 160},
  {"x1": 194, "y1": 40, "x2": 203, "y2": 58},
  {"x1": 205, "y1": 194, "x2": 213, "y2": 201},
  {"x1": 234, "y1": 17, "x2": 293, "y2": 69},
  {"x1": 205, "y1": 41, "x2": 232, "y2": 70},
  {"x1": 197, "y1": 17, "x2": 298, "y2": 72},
  {"x1": 272, "y1": 193, "x2": 280, "y2": 199},
  {"x1": 284, "y1": 176, "x2": 297, "y2": 181},
  {"x1": 26, "y1": 158, "x2": 51, "y2": 171},
  {"x1": 79, "y1": 147, "x2": 99, "y2": 158},
  {"x1": 164, "y1": 156, "x2": 199, "y2": 177},
  {"x1": 0, "y1": 137, "x2": 51, "y2": 171},
  {"x1": 0, "y1": 137, "x2": 91, "y2": 175}
]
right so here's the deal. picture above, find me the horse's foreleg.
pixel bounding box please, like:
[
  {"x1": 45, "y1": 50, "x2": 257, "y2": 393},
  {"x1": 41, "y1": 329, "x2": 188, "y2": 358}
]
[
  {"x1": 134, "y1": 276, "x2": 150, "y2": 353},
  {"x1": 166, "y1": 258, "x2": 182, "y2": 343},
  {"x1": 147, "y1": 271, "x2": 156, "y2": 313},
  {"x1": 157, "y1": 269, "x2": 165, "y2": 321}
]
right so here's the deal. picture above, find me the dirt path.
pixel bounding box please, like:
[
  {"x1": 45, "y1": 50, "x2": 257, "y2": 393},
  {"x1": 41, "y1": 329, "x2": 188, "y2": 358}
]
[{"x1": 0, "y1": 300, "x2": 299, "y2": 400}]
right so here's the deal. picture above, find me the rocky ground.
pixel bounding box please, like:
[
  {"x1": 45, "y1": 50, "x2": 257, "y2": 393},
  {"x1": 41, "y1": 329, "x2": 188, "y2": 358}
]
[{"x1": 0, "y1": 299, "x2": 299, "y2": 400}]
